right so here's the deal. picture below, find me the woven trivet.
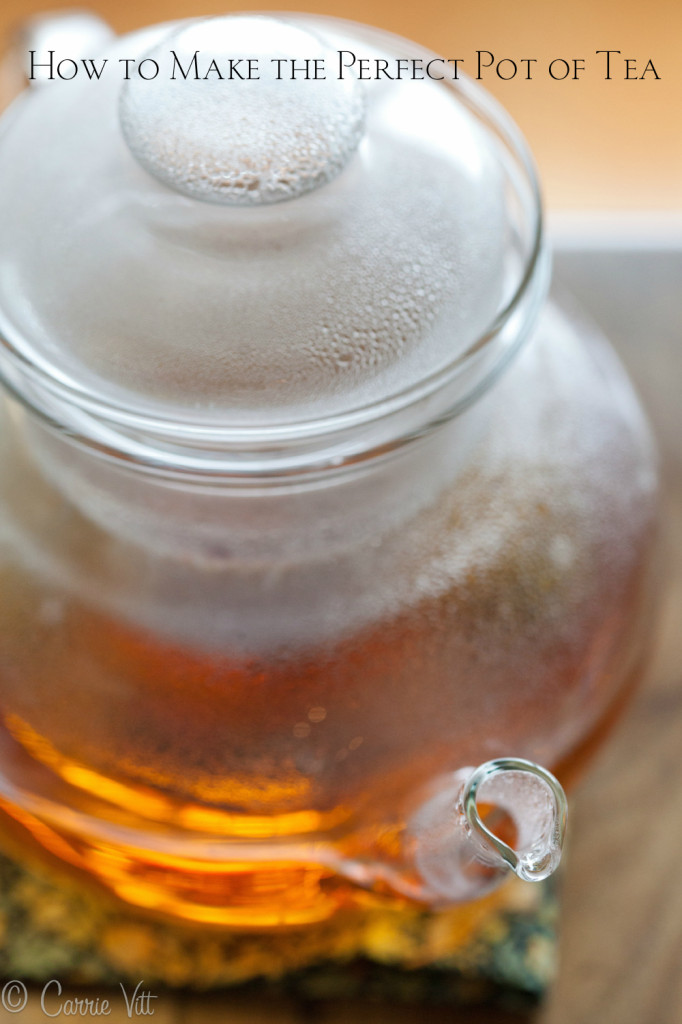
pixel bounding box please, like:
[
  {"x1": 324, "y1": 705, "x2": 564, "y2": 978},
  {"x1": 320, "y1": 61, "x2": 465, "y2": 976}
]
[{"x1": 0, "y1": 842, "x2": 559, "y2": 1012}]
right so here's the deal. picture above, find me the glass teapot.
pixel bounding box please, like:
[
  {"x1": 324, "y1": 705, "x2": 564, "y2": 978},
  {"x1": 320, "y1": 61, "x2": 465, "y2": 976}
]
[{"x1": 0, "y1": 11, "x2": 657, "y2": 927}]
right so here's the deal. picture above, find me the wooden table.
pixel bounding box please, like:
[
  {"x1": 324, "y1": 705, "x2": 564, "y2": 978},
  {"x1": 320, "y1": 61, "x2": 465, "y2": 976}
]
[{"x1": 533, "y1": 250, "x2": 682, "y2": 1024}]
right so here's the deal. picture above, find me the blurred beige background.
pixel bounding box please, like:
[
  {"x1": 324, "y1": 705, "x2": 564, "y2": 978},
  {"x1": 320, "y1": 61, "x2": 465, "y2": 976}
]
[{"x1": 1, "y1": 0, "x2": 681, "y2": 210}]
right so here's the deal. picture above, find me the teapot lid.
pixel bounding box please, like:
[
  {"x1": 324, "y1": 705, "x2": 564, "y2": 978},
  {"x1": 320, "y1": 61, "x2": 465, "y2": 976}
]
[{"x1": 0, "y1": 14, "x2": 527, "y2": 434}]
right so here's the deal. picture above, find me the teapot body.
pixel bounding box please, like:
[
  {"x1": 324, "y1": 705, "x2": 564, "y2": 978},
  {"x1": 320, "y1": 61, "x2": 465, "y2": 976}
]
[
  {"x1": 0, "y1": 12, "x2": 659, "y2": 924},
  {"x1": 0, "y1": 297, "x2": 657, "y2": 923}
]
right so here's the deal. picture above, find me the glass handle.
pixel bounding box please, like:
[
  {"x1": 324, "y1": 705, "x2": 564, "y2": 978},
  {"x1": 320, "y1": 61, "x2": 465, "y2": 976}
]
[
  {"x1": 405, "y1": 757, "x2": 568, "y2": 903},
  {"x1": 8, "y1": 11, "x2": 114, "y2": 89},
  {"x1": 461, "y1": 758, "x2": 567, "y2": 882}
]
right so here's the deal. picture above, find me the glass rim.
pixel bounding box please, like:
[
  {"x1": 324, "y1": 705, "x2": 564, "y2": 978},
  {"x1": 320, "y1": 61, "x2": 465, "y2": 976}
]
[{"x1": 0, "y1": 16, "x2": 548, "y2": 478}]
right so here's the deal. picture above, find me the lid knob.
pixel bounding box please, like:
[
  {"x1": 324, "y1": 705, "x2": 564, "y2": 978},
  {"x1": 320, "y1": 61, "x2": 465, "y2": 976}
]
[{"x1": 119, "y1": 15, "x2": 366, "y2": 205}]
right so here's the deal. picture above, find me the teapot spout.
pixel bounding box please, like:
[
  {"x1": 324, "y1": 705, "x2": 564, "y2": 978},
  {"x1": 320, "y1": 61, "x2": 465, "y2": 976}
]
[{"x1": 402, "y1": 758, "x2": 567, "y2": 903}]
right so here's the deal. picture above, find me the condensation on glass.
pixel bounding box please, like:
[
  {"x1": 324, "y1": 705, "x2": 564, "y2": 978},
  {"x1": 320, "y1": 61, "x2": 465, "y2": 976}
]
[{"x1": 0, "y1": 13, "x2": 658, "y2": 926}]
